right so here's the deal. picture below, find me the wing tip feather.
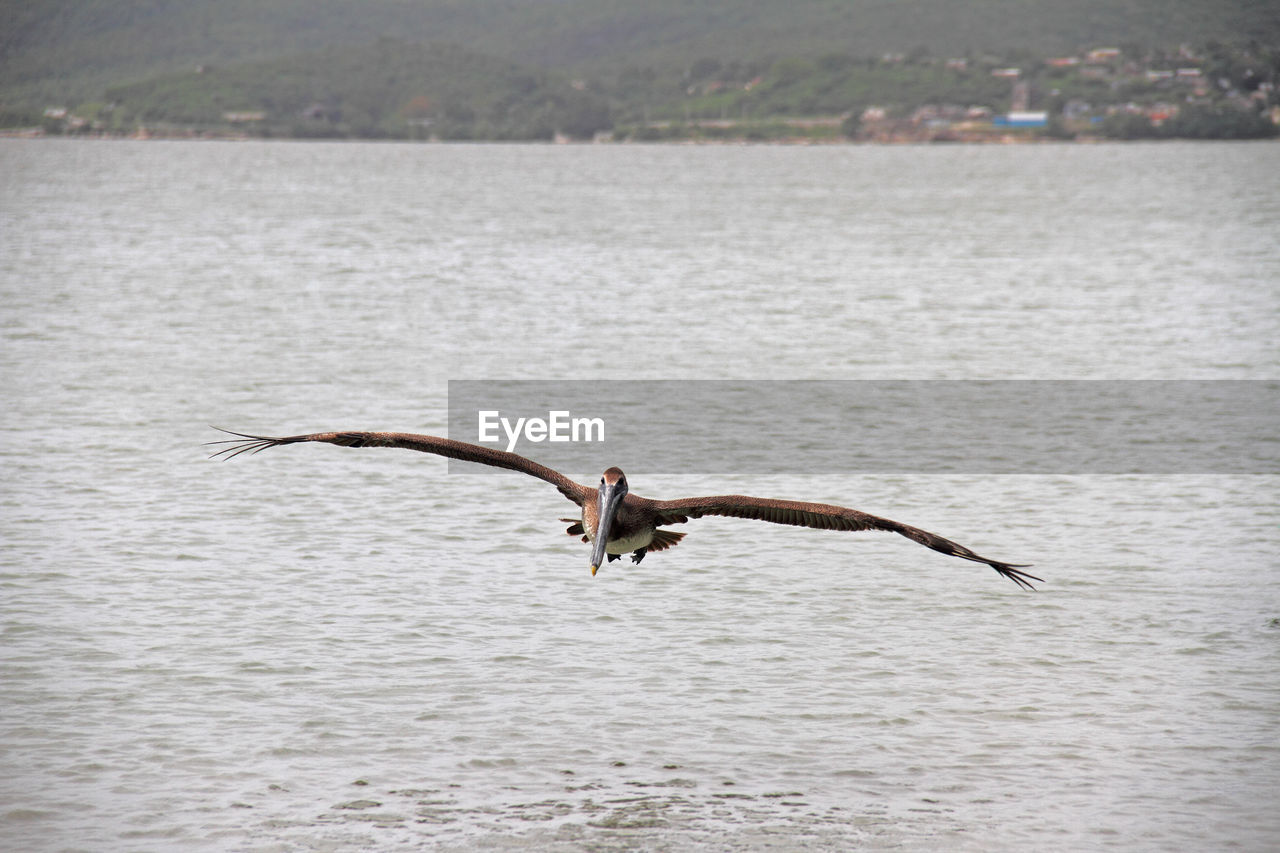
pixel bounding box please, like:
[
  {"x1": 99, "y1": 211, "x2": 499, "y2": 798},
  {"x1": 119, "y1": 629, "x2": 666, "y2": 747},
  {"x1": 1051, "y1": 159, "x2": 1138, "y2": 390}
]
[
  {"x1": 205, "y1": 427, "x2": 288, "y2": 459},
  {"x1": 991, "y1": 562, "x2": 1042, "y2": 590}
]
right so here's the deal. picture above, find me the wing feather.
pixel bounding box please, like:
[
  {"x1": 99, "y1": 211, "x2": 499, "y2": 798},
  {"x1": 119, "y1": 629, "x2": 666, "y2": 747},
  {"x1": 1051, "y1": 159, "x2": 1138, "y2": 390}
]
[
  {"x1": 651, "y1": 494, "x2": 1040, "y2": 589},
  {"x1": 208, "y1": 428, "x2": 590, "y2": 506}
]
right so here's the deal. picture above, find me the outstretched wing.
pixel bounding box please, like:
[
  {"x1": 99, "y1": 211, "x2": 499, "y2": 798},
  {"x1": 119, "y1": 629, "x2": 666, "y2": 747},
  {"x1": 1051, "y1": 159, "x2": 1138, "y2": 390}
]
[
  {"x1": 208, "y1": 428, "x2": 590, "y2": 506},
  {"x1": 650, "y1": 494, "x2": 1040, "y2": 589}
]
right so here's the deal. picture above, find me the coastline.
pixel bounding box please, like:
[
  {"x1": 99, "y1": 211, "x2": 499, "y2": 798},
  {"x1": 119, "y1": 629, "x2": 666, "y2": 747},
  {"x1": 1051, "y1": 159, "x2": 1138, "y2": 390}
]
[{"x1": 4, "y1": 128, "x2": 1274, "y2": 144}]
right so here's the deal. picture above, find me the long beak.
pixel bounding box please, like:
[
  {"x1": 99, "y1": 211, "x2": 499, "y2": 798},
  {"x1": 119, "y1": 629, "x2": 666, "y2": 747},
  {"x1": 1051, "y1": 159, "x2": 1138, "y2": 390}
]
[{"x1": 589, "y1": 481, "x2": 624, "y2": 576}]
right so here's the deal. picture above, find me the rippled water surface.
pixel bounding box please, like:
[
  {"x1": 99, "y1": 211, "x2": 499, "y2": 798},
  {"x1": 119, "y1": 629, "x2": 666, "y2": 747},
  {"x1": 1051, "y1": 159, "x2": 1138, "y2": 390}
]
[{"x1": 2, "y1": 140, "x2": 1278, "y2": 851}]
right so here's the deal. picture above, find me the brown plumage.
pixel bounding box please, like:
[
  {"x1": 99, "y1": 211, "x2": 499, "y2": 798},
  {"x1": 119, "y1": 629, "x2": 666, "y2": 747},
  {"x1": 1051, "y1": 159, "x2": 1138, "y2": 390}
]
[{"x1": 208, "y1": 428, "x2": 1040, "y2": 589}]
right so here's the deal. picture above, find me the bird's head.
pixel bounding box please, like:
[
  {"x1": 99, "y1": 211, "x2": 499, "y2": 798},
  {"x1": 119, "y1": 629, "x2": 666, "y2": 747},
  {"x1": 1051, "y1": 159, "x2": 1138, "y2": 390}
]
[
  {"x1": 600, "y1": 467, "x2": 628, "y2": 493},
  {"x1": 590, "y1": 467, "x2": 628, "y2": 576}
]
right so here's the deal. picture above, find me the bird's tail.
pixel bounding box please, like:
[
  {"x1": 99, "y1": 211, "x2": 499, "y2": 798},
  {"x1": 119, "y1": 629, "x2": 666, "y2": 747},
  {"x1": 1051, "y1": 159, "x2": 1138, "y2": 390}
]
[{"x1": 561, "y1": 518, "x2": 588, "y2": 542}]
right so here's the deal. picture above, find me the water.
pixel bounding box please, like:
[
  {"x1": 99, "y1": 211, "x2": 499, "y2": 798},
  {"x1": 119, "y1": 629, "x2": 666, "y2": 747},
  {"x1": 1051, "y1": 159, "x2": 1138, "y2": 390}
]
[{"x1": 2, "y1": 139, "x2": 1278, "y2": 851}]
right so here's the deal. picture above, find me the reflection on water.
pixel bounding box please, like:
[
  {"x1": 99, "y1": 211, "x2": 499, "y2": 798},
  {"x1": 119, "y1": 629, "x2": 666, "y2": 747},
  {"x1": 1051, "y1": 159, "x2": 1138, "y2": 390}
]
[{"x1": 1, "y1": 140, "x2": 1278, "y2": 851}]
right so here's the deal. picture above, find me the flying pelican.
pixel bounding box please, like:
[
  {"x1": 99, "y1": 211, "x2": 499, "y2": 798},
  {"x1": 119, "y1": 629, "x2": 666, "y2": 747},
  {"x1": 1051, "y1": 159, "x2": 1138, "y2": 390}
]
[{"x1": 208, "y1": 429, "x2": 1040, "y2": 589}]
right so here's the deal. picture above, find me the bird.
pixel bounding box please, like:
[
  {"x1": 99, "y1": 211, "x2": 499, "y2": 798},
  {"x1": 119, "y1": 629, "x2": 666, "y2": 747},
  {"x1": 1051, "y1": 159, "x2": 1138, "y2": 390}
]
[{"x1": 207, "y1": 428, "x2": 1040, "y2": 589}]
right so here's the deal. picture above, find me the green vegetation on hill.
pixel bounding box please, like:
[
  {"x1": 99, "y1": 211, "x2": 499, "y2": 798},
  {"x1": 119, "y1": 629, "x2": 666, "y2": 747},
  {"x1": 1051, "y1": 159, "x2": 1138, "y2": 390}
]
[
  {"x1": 593, "y1": 41, "x2": 1279, "y2": 141},
  {"x1": 1101, "y1": 102, "x2": 1280, "y2": 140},
  {"x1": 643, "y1": 54, "x2": 1017, "y2": 121},
  {"x1": 101, "y1": 40, "x2": 611, "y2": 140},
  {"x1": 28, "y1": 37, "x2": 1280, "y2": 143},
  {"x1": 6, "y1": 1, "x2": 1278, "y2": 141},
  {"x1": 4, "y1": 0, "x2": 1279, "y2": 113}
]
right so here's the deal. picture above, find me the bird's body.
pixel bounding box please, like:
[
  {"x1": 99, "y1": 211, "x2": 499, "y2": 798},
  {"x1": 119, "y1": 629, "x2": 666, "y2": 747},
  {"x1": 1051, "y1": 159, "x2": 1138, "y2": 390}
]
[
  {"x1": 209, "y1": 429, "x2": 1041, "y2": 589},
  {"x1": 579, "y1": 494, "x2": 658, "y2": 555}
]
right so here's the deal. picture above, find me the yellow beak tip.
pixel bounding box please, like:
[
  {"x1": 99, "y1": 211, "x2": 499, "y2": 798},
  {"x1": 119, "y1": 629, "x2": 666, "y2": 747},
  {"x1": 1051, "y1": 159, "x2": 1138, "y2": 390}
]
[{"x1": 590, "y1": 565, "x2": 599, "y2": 576}]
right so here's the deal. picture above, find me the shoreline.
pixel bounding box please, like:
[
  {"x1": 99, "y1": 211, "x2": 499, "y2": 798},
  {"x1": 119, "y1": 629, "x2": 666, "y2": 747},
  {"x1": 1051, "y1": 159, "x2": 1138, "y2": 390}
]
[{"x1": 5, "y1": 127, "x2": 1275, "y2": 145}]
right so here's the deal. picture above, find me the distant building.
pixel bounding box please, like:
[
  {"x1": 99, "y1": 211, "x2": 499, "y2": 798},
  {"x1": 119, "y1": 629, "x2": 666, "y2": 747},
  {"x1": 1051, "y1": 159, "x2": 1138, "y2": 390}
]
[
  {"x1": 1011, "y1": 81, "x2": 1031, "y2": 112},
  {"x1": 993, "y1": 111, "x2": 1048, "y2": 128},
  {"x1": 1063, "y1": 99, "x2": 1092, "y2": 120}
]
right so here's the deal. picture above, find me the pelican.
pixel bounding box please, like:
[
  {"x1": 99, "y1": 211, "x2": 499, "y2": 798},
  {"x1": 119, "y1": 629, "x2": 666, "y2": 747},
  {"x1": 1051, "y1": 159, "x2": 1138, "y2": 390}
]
[{"x1": 208, "y1": 429, "x2": 1040, "y2": 589}]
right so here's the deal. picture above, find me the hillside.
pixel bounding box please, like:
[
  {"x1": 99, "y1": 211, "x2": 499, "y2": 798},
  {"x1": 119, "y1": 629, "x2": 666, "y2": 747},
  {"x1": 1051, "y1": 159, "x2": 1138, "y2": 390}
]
[
  {"x1": 3, "y1": 0, "x2": 1278, "y2": 113},
  {"x1": 101, "y1": 40, "x2": 611, "y2": 140}
]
